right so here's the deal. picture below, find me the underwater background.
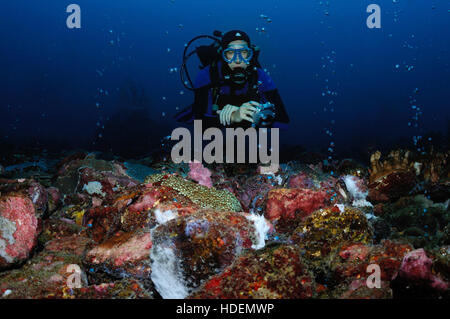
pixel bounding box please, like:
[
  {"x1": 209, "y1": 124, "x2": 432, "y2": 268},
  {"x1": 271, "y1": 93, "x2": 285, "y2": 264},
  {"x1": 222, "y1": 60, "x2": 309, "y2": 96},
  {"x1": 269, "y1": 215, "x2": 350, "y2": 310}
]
[
  {"x1": 1, "y1": 0, "x2": 449, "y2": 159},
  {"x1": 0, "y1": 0, "x2": 449, "y2": 300}
]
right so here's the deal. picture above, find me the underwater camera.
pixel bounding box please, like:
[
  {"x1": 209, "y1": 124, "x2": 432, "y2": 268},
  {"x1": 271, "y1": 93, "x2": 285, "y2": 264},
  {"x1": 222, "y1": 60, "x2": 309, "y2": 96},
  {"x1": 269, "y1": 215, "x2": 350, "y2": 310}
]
[{"x1": 252, "y1": 102, "x2": 276, "y2": 128}]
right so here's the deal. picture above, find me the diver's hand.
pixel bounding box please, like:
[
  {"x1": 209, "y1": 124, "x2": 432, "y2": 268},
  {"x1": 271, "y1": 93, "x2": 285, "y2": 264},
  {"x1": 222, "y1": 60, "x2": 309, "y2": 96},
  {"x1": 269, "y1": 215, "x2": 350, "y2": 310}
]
[
  {"x1": 244, "y1": 101, "x2": 261, "y2": 109},
  {"x1": 232, "y1": 102, "x2": 258, "y2": 124},
  {"x1": 217, "y1": 104, "x2": 239, "y2": 126}
]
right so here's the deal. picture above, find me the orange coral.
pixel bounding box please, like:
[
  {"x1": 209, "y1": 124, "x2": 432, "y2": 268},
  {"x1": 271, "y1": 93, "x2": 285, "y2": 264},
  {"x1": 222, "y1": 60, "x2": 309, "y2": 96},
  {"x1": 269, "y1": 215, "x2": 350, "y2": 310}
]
[
  {"x1": 422, "y1": 149, "x2": 449, "y2": 183},
  {"x1": 369, "y1": 150, "x2": 415, "y2": 184}
]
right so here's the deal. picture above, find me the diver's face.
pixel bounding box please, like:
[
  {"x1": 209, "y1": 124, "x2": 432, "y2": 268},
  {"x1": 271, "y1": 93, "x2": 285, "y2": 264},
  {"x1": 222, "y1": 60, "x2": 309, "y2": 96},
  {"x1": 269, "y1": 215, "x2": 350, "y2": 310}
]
[{"x1": 225, "y1": 40, "x2": 249, "y2": 71}]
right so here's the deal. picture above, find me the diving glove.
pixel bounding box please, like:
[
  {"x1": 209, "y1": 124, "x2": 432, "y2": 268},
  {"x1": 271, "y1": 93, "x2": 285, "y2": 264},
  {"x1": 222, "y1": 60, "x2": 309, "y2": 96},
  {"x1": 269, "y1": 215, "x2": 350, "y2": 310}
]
[{"x1": 217, "y1": 103, "x2": 257, "y2": 126}]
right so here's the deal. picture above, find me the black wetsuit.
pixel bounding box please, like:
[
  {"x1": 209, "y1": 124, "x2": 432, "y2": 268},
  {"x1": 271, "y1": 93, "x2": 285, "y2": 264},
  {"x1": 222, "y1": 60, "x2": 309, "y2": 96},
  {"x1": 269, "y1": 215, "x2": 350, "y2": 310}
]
[{"x1": 176, "y1": 60, "x2": 290, "y2": 130}]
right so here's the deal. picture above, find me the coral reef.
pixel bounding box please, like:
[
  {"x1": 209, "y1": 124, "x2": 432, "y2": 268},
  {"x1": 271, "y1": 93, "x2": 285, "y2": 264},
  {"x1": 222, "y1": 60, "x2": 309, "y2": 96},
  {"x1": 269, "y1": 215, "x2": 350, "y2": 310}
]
[
  {"x1": 337, "y1": 279, "x2": 393, "y2": 299},
  {"x1": 71, "y1": 278, "x2": 154, "y2": 299},
  {"x1": 150, "y1": 209, "x2": 259, "y2": 294},
  {"x1": 291, "y1": 206, "x2": 373, "y2": 261},
  {"x1": 0, "y1": 147, "x2": 448, "y2": 299},
  {"x1": 265, "y1": 188, "x2": 331, "y2": 233},
  {"x1": 145, "y1": 173, "x2": 242, "y2": 212},
  {"x1": 396, "y1": 248, "x2": 448, "y2": 292},
  {"x1": 420, "y1": 149, "x2": 449, "y2": 184},
  {"x1": 0, "y1": 234, "x2": 91, "y2": 298},
  {"x1": 331, "y1": 240, "x2": 413, "y2": 284},
  {"x1": 368, "y1": 149, "x2": 450, "y2": 203},
  {"x1": 84, "y1": 230, "x2": 152, "y2": 282},
  {"x1": 191, "y1": 245, "x2": 316, "y2": 299},
  {"x1": 188, "y1": 161, "x2": 212, "y2": 188},
  {"x1": 377, "y1": 195, "x2": 449, "y2": 249},
  {"x1": 369, "y1": 150, "x2": 415, "y2": 184},
  {"x1": 368, "y1": 150, "x2": 417, "y2": 202},
  {"x1": 0, "y1": 195, "x2": 40, "y2": 269}
]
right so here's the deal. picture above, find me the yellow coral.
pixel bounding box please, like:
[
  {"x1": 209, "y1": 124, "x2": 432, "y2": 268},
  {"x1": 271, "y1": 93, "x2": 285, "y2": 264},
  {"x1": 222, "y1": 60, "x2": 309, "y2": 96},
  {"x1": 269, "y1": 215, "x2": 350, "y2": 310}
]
[
  {"x1": 145, "y1": 174, "x2": 242, "y2": 212},
  {"x1": 293, "y1": 207, "x2": 372, "y2": 260},
  {"x1": 71, "y1": 210, "x2": 85, "y2": 226}
]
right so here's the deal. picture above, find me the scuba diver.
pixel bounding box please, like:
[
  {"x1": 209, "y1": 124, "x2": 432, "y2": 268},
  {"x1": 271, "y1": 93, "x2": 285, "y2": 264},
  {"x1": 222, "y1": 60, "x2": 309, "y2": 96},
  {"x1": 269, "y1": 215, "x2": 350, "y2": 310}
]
[{"x1": 175, "y1": 30, "x2": 290, "y2": 129}]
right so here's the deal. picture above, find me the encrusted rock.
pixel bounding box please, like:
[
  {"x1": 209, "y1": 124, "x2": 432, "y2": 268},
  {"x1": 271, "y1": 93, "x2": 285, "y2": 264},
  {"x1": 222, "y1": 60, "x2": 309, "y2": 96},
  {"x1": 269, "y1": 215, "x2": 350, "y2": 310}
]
[
  {"x1": 395, "y1": 248, "x2": 449, "y2": 293},
  {"x1": 368, "y1": 150, "x2": 417, "y2": 202},
  {"x1": 150, "y1": 210, "x2": 264, "y2": 297},
  {"x1": 191, "y1": 245, "x2": 316, "y2": 299},
  {"x1": 332, "y1": 240, "x2": 413, "y2": 283},
  {"x1": 265, "y1": 188, "x2": 331, "y2": 233},
  {"x1": 233, "y1": 175, "x2": 276, "y2": 212},
  {"x1": 0, "y1": 249, "x2": 88, "y2": 299},
  {"x1": 380, "y1": 195, "x2": 449, "y2": 249},
  {"x1": 338, "y1": 279, "x2": 393, "y2": 299},
  {"x1": 71, "y1": 278, "x2": 154, "y2": 299},
  {"x1": 47, "y1": 187, "x2": 62, "y2": 214},
  {"x1": 145, "y1": 173, "x2": 242, "y2": 212},
  {"x1": 291, "y1": 206, "x2": 373, "y2": 260},
  {"x1": 0, "y1": 195, "x2": 41, "y2": 269},
  {"x1": 84, "y1": 230, "x2": 152, "y2": 281}
]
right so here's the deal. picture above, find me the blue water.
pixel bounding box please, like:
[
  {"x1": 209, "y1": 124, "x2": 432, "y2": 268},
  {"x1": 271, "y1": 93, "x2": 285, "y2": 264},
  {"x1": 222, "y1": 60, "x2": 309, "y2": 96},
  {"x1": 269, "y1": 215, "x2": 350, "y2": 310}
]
[{"x1": 0, "y1": 0, "x2": 449, "y2": 158}]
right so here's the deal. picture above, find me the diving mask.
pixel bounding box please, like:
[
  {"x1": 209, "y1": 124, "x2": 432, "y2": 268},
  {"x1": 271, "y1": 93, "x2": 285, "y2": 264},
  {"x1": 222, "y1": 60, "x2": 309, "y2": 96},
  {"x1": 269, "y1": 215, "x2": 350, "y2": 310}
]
[{"x1": 222, "y1": 46, "x2": 254, "y2": 64}]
